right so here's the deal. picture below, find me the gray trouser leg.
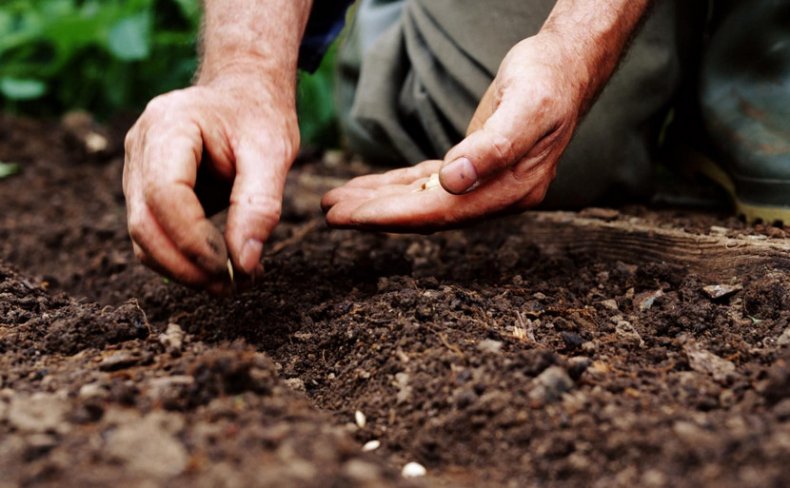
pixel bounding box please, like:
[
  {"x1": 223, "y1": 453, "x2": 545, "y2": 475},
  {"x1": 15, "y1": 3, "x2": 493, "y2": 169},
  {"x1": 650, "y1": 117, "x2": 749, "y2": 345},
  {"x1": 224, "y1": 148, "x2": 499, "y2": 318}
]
[{"x1": 337, "y1": 0, "x2": 685, "y2": 207}]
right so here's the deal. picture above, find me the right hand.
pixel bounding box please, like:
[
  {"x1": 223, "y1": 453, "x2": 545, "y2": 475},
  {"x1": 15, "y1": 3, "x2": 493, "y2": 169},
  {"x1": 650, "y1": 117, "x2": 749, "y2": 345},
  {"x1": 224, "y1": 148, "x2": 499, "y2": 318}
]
[{"x1": 123, "y1": 70, "x2": 300, "y2": 294}]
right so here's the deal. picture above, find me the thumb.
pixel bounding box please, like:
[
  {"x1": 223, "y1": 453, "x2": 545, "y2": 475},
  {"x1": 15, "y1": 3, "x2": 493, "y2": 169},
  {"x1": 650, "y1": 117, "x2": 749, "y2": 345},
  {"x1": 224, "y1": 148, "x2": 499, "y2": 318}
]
[
  {"x1": 440, "y1": 104, "x2": 545, "y2": 195},
  {"x1": 225, "y1": 141, "x2": 291, "y2": 275}
]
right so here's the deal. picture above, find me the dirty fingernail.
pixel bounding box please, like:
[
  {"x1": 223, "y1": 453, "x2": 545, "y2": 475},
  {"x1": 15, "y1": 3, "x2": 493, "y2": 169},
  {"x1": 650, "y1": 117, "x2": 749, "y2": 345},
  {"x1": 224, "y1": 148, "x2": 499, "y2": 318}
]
[
  {"x1": 439, "y1": 157, "x2": 478, "y2": 194},
  {"x1": 239, "y1": 239, "x2": 263, "y2": 274}
]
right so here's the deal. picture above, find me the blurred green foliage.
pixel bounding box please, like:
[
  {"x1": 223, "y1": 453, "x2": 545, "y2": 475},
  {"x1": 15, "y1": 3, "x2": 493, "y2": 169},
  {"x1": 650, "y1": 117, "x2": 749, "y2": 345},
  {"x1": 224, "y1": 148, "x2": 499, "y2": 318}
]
[{"x1": 0, "y1": 0, "x2": 338, "y2": 147}]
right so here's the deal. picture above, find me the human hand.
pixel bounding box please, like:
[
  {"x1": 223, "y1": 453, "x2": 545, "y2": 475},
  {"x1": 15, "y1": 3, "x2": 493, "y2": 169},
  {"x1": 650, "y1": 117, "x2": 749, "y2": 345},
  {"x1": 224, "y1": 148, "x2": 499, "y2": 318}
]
[
  {"x1": 123, "y1": 70, "x2": 299, "y2": 294},
  {"x1": 322, "y1": 33, "x2": 589, "y2": 232}
]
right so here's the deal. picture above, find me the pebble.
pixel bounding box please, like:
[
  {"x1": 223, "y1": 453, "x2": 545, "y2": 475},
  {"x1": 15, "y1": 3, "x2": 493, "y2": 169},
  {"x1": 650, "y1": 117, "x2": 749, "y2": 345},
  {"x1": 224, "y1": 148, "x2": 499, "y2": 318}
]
[
  {"x1": 355, "y1": 410, "x2": 367, "y2": 429},
  {"x1": 402, "y1": 462, "x2": 427, "y2": 478},
  {"x1": 362, "y1": 440, "x2": 381, "y2": 452},
  {"x1": 105, "y1": 412, "x2": 188, "y2": 479},
  {"x1": 579, "y1": 207, "x2": 620, "y2": 221},
  {"x1": 79, "y1": 382, "x2": 110, "y2": 400},
  {"x1": 395, "y1": 372, "x2": 412, "y2": 404},
  {"x1": 634, "y1": 290, "x2": 664, "y2": 312},
  {"x1": 773, "y1": 398, "x2": 790, "y2": 420},
  {"x1": 567, "y1": 357, "x2": 593, "y2": 379},
  {"x1": 158, "y1": 323, "x2": 185, "y2": 355},
  {"x1": 702, "y1": 284, "x2": 743, "y2": 300},
  {"x1": 614, "y1": 319, "x2": 645, "y2": 348},
  {"x1": 7, "y1": 392, "x2": 70, "y2": 434},
  {"x1": 685, "y1": 344, "x2": 736, "y2": 383},
  {"x1": 477, "y1": 339, "x2": 503, "y2": 354},
  {"x1": 343, "y1": 459, "x2": 382, "y2": 482},
  {"x1": 98, "y1": 351, "x2": 140, "y2": 372},
  {"x1": 147, "y1": 375, "x2": 195, "y2": 400},
  {"x1": 600, "y1": 299, "x2": 619, "y2": 311},
  {"x1": 529, "y1": 366, "x2": 575, "y2": 404},
  {"x1": 777, "y1": 327, "x2": 790, "y2": 347},
  {"x1": 283, "y1": 377, "x2": 306, "y2": 393}
]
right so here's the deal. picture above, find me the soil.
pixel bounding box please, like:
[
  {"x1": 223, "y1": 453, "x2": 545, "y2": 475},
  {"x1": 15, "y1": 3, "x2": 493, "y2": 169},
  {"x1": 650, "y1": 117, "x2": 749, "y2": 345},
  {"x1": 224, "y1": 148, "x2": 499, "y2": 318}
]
[{"x1": 1, "y1": 113, "x2": 790, "y2": 487}]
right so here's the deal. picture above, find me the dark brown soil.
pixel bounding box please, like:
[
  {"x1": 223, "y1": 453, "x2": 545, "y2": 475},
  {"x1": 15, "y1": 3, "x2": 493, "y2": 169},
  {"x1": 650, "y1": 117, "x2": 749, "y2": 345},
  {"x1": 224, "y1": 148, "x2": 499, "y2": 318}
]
[{"x1": 1, "y1": 114, "x2": 790, "y2": 487}]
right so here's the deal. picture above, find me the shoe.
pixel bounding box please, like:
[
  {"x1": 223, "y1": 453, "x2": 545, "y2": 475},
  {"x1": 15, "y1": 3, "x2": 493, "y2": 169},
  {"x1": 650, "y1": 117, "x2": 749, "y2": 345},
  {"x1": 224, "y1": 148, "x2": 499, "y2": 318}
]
[{"x1": 699, "y1": 0, "x2": 790, "y2": 224}]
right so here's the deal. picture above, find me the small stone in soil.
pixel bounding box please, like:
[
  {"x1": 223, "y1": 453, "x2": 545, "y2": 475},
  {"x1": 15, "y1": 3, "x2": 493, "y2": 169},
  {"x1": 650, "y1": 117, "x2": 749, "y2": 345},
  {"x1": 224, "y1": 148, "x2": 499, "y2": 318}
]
[
  {"x1": 343, "y1": 459, "x2": 382, "y2": 483},
  {"x1": 567, "y1": 357, "x2": 593, "y2": 379},
  {"x1": 773, "y1": 398, "x2": 790, "y2": 420},
  {"x1": 98, "y1": 351, "x2": 140, "y2": 372},
  {"x1": 529, "y1": 366, "x2": 575, "y2": 405},
  {"x1": 579, "y1": 207, "x2": 620, "y2": 221},
  {"x1": 8, "y1": 392, "x2": 70, "y2": 434},
  {"x1": 105, "y1": 411, "x2": 188, "y2": 479},
  {"x1": 158, "y1": 323, "x2": 185, "y2": 355},
  {"x1": 702, "y1": 284, "x2": 743, "y2": 300},
  {"x1": 79, "y1": 383, "x2": 109, "y2": 400},
  {"x1": 634, "y1": 290, "x2": 664, "y2": 312},
  {"x1": 685, "y1": 344, "x2": 737, "y2": 384},
  {"x1": 477, "y1": 339, "x2": 503, "y2": 354}
]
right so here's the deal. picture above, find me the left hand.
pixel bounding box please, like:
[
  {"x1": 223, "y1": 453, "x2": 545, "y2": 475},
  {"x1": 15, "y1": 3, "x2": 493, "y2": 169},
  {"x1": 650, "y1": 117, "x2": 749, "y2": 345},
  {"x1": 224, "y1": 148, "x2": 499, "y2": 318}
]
[{"x1": 322, "y1": 32, "x2": 589, "y2": 232}]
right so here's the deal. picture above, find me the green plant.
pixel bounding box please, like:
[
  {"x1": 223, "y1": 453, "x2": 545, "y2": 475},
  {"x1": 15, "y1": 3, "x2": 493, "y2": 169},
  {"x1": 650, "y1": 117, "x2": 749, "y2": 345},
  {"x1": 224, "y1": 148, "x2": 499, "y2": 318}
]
[
  {"x1": 298, "y1": 42, "x2": 339, "y2": 149},
  {"x1": 0, "y1": 0, "x2": 199, "y2": 116},
  {"x1": 0, "y1": 0, "x2": 339, "y2": 147},
  {"x1": 0, "y1": 161, "x2": 20, "y2": 179}
]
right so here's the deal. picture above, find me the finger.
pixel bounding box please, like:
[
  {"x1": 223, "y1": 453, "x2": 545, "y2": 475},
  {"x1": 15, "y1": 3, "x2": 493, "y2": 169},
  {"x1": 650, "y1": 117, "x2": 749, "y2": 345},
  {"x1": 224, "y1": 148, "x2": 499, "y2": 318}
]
[
  {"x1": 225, "y1": 140, "x2": 291, "y2": 275},
  {"x1": 322, "y1": 179, "x2": 425, "y2": 212},
  {"x1": 324, "y1": 183, "x2": 419, "y2": 226},
  {"x1": 142, "y1": 133, "x2": 229, "y2": 277},
  {"x1": 440, "y1": 100, "x2": 557, "y2": 195},
  {"x1": 129, "y1": 203, "x2": 224, "y2": 288},
  {"x1": 342, "y1": 162, "x2": 557, "y2": 232},
  {"x1": 340, "y1": 160, "x2": 443, "y2": 189}
]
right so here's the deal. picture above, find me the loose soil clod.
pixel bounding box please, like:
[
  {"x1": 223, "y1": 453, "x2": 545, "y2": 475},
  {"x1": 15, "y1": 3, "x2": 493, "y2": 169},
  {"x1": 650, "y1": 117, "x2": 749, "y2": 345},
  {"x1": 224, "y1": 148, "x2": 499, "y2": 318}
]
[{"x1": 1, "y1": 115, "x2": 790, "y2": 487}]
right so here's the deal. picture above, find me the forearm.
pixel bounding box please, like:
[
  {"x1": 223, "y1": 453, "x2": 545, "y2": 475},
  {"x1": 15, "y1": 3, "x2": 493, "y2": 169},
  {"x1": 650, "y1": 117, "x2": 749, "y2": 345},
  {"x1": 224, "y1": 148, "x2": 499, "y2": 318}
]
[
  {"x1": 197, "y1": 0, "x2": 314, "y2": 88},
  {"x1": 541, "y1": 0, "x2": 651, "y2": 110}
]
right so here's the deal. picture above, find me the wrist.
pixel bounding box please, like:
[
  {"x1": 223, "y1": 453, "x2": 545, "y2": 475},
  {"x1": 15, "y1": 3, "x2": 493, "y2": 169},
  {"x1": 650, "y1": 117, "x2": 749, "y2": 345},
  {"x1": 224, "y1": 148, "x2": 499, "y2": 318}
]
[
  {"x1": 196, "y1": 57, "x2": 296, "y2": 97},
  {"x1": 538, "y1": 0, "x2": 650, "y2": 108}
]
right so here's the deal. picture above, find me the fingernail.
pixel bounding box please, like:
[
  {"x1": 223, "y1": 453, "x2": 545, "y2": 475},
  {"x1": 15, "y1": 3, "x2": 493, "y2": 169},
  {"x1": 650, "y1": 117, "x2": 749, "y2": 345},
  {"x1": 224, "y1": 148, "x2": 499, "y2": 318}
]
[
  {"x1": 239, "y1": 239, "x2": 263, "y2": 274},
  {"x1": 440, "y1": 157, "x2": 478, "y2": 194}
]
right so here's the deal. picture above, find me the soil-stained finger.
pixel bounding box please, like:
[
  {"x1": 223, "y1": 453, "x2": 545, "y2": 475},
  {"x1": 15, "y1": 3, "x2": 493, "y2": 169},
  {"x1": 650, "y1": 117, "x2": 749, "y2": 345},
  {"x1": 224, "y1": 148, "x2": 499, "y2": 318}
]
[
  {"x1": 145, "y1": 183, "x2": 229, "y2": 277},
  {"x1": 129, "y1": 204, "x2": 222, "y2": 288}
]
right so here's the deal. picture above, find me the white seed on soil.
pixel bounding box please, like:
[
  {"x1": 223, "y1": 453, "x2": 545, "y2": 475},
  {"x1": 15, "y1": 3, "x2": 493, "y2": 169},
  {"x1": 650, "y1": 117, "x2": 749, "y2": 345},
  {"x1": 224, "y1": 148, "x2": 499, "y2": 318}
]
[
  {"x1": 362, "y1": 440, "x2": 381, "y2": 452},
  {"x1": 401, "y1": 462, "x2": 427, "y2": 478},
  {"x1": 355, "y1": 410, "x2": 367, "y2": 429}
]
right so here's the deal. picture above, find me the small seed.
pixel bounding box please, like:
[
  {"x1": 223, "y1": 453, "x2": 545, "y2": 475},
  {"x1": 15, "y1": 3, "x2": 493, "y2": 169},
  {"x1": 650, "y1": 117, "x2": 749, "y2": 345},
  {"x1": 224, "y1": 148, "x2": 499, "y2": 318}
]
[
  {"x1": 355, "y1": 410, "x2": 367, "y2": 429},
  {"x1": 362, "y1": 440, "x2": 381, "y2": 452},
  {"x1": 227, "y1": 259, "x2": 235, "y2": 284},
  {"x1": 402, "y1": 462, "x2": 427, "y2": 478},
  {"x1": 418, "y1": 173, "x2": 441, "y2": 192}
]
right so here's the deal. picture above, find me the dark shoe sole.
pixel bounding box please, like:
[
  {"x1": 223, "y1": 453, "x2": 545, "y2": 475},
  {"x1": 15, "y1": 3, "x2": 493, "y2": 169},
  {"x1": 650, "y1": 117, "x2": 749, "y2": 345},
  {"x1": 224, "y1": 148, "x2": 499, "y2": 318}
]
[{"x1": 686, "y1": 150, "x2": 790, "y2": 225}]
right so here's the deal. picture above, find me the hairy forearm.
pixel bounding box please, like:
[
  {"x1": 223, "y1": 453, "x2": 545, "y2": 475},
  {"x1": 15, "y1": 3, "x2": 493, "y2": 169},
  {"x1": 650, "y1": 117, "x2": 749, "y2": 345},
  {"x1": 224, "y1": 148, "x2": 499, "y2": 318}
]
[
  {"x1": 541, "y1": 0, "x2": 651, "y2": 109},
  {"x1": 197, "y1": 0, "x2": 314, "y2": 87}
]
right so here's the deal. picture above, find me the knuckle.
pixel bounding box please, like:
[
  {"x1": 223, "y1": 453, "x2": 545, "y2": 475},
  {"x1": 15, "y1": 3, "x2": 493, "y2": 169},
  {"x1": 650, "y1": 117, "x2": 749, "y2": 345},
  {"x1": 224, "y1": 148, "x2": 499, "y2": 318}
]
[
  {"x1": 488, "y1": 131, "x2": 517, "y2": 167},
  {"x1": 238, "y1": 193, "x2": 282, "y2": 227}
]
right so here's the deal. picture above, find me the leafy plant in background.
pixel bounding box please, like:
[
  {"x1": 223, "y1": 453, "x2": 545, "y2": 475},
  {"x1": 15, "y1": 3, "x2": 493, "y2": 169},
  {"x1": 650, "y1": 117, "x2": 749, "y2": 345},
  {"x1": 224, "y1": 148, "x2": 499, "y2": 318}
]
[
  {"x1": 0, "y1": 0, "x2": 200, "y2": 116},
  {"x1": 0, "y1": 0, "x2": 339, "y2": 147},
  {"x1": 0, "y1": 161, "x2": 20, "y2": 179}
]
